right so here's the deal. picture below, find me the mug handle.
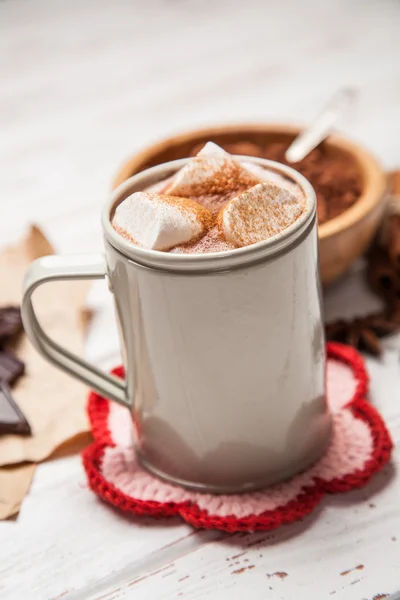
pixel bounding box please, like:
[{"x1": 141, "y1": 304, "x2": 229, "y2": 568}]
[{"x1": 21, "y1": 253, "x2": 130, "y2": 408}]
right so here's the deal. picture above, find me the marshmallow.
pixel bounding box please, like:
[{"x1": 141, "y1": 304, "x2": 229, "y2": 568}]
[
  {"x1": 113, "y1": 192, "x2": 213, "y2": 251},
  {"x1": 243, "y1": 162, "x2": 302, "y2": 198},
  {"x1": 219, "y1": 183, "x2": 304, "y2": 247},
  {"x1": 165, "y1": 142, "x2": 261, "y2": 197}
]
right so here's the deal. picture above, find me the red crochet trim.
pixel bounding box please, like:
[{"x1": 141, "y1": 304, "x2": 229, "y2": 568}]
[
  {"x1": 82, "y1": 342, "x2": 393, "y2": 532},
  {"x1": 87, "y1": 390, "x2": 113, "y2": 448}
]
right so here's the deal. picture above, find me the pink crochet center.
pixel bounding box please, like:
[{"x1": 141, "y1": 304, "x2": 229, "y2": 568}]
[{"x1": 102, "y1": 358, "x2": 373, "y2": 519}]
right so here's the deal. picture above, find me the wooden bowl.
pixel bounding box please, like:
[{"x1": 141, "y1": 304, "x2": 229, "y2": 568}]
[{"x1": 113, "y1": 124, "x2": 387, "y2": 285}]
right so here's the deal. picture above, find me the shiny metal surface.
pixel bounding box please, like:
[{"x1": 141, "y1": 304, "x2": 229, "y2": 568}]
[{"x1": 285, "y1": 87, "x2": 357, "y2": 163}]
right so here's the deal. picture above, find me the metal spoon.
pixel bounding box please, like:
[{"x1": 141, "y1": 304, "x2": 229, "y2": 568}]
[{"x1": 285, "y1": 87, "x2": 357, "y2": 163}]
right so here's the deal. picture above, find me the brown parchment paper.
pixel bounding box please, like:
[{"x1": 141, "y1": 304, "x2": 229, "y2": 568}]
[
  {"x1": 0, "y1": 463, "x2": 35, "y2": 519},
  {"x1": 0, "y1": 226, "x2": 91, "y2": 518}
]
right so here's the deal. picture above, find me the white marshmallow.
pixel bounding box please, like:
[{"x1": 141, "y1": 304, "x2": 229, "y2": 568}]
[
  {"x1": 243, "y1": 162, "x2": 302, "y2": 199},
  {"x1": 113, "y1": 192, "x2": 212, "y2": 251},
  {"x1": 220, "y1": 182, "x2": 304, "y2": 247},
  {"x1": 199, "y1": 141, "x2": 226, "y2": 156},
  {"x1": 165, "y1": 142, "x2": 261, "y2": 197}
]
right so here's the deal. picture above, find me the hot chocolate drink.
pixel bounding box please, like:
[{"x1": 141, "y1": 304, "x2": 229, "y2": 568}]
[
  {"x1": 23, "y1": 140, "x2": 328, "y2": 493},
  {"x1": 112, "y1": 142, "x2": 306, "y2": 254}
]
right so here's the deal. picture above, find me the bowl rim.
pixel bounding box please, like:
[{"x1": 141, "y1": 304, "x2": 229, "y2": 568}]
[{"x1": 112, "y1": 123, "x2": 388, "y2": 240}]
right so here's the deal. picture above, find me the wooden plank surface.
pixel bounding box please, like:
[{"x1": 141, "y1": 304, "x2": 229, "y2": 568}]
[{"x1": 1, "y1": 0, "x2": 400, "y2": 598}]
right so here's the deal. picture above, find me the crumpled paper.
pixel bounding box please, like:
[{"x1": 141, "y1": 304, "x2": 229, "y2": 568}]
[{"x1": 0, "y1": 226, "x2": 91, "y2": 518}]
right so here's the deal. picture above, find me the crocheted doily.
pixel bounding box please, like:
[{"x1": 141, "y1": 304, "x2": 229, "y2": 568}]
[{"x1": 82, "y1": 343, "x2": 393, "y2": 532}]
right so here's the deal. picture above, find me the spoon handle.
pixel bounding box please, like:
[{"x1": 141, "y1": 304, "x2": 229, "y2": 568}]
[{"x1": 285, "y1": 87, "x2": 357, "y2": 163}]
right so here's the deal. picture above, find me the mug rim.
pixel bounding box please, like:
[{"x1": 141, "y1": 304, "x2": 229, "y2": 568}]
[{"x1": 102, "y1": 156, "x2": 316, "y2": 273}]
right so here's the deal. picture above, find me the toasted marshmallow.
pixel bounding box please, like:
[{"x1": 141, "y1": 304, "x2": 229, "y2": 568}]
[
  {"x1": 219, "y1": 183, "x2": 304, "y2": 247},
  {"x1": 165, "y1": 142, "x2": 261, "y2": 197},
  {"x1": 113, "y1": 192, "x2": 213, "y2": 251}
]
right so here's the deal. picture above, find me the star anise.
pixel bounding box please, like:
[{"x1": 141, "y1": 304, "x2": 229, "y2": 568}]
[{"x1": 325, "y1": 312, "x2": 398, "y2": 356}]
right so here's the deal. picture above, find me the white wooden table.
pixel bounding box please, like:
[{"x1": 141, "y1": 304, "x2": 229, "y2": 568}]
[{"x1": 1, "y1": 1, "x2": 400, "y2": 598}]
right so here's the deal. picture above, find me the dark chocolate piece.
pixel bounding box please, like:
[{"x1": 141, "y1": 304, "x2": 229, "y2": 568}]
[
  {"x1": 0, "y1": 383, "x2": 31, "y2": 435},
  {"x1": 0, "y1": 351, "x2": 25, "y2": 386},
  {"x1": 0, "y1": 306, "x2": 22, "y2": 346}
]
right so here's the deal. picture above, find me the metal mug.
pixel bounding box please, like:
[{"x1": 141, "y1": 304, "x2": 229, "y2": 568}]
[{"x1": 22, "y1": 157, "x2": 332, "y2": 493}]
